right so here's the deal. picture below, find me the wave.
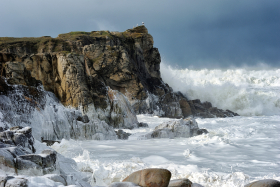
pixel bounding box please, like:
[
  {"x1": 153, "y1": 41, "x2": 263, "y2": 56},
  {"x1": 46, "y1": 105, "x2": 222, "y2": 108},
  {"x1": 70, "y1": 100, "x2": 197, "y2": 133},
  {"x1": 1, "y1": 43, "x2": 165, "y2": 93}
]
[{"x1": 160, "y1": 63, "x2": 280, "y2": 116}]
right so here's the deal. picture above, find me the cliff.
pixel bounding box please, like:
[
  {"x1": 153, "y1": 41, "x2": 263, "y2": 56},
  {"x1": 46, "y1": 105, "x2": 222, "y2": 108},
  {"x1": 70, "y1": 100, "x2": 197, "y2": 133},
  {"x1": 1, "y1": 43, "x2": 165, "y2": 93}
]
[{"x1": 0, "y1": 26, "x2": 238, "y2": 140}]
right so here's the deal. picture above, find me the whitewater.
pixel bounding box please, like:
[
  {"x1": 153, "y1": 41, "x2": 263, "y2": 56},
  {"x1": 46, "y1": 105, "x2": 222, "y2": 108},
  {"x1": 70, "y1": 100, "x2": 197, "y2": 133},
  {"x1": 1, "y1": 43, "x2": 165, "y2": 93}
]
[{"x1": 51, "y1": 64, "x2": 280, "y2": 187}]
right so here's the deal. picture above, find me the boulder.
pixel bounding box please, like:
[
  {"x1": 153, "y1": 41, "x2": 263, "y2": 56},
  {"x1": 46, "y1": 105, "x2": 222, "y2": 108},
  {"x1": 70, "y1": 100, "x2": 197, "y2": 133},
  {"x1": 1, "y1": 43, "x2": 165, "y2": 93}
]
[
  {"x1": 115, "y1": 130, "x2": 131, "y2": 140},
  {"x1": 138, "y1": 122, "x2": 149, "y2": 128},
  {"x1": 245, "y1": 179, "x2": 280, "y2": 187},
  {"x1": 0, "y1": 175, "x2": 27, "y2": 187},
  {"x1": 196, "y1": 129, "x2": 208, "y2": 135},
  {"x1": 16, "y1": 150, "x2": 57, "y2": 174},
  {"x1": 168, "y1": 179, "x2": 192, "y2": 187},
  {"x1": 122, "y1": 168, "x2": 171, "y2": 187},
  {"x1": 146, "y1": 118, "x2": 202, "y2": 139}
]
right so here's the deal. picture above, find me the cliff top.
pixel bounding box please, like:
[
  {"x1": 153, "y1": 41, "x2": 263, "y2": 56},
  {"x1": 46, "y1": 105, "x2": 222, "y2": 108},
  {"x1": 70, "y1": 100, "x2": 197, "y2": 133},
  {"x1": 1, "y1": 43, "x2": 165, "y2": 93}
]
[{"x1": 0, "y1": 26, "x2": 149, "y2": 45}]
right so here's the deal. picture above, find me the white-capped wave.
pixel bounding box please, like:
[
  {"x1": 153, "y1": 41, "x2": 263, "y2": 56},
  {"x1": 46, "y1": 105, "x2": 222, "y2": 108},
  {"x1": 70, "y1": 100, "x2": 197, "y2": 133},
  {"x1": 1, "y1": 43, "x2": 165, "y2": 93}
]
[{"x1": 160, "y1": 63, "x2": 280, "y2": 116}]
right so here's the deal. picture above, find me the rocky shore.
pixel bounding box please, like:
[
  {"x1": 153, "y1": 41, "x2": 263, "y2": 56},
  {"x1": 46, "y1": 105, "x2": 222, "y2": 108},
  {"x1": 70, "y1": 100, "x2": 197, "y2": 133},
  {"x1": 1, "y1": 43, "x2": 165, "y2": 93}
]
[{"x1": 2, "y1": 26, "x2": 267, "y2": 187}]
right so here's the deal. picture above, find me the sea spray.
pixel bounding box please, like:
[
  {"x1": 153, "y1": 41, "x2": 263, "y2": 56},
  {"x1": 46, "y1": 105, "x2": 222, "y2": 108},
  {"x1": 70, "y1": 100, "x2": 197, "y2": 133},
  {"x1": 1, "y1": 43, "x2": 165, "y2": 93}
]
[{"x1": 160, "y1": 63, "x2": 280, "y2": 116}]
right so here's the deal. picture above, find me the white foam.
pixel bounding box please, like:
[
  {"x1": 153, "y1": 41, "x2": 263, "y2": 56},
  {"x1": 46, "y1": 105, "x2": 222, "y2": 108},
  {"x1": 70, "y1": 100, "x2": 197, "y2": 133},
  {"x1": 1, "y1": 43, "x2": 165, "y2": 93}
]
[
  {"x1": 52, "y1": 115, "x2": 280, "y2": 187},
  {"x1": 160, "y1": 63, "x2": 280, "y2": 116}
]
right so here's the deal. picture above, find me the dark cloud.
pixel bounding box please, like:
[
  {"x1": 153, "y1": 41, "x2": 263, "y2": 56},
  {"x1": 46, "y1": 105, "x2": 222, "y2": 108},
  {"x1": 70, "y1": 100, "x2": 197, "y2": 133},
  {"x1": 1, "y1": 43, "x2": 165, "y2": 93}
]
[{"x1": 1, "y1": 0, "x2": 280, "y2": 68}]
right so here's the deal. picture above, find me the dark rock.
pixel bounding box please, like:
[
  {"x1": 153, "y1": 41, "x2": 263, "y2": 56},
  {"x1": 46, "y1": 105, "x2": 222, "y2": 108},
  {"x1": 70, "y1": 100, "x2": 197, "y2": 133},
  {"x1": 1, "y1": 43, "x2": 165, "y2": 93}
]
[
  {"x1": 188, "y1": 99, "x2": 239, "y2": 118},
  {"x1": 0, "y1": 126, "x2": 35, "y2": 153},
  {"x1": 115, "y1": 130, "x2": 131, "y2": 140},
  {"x1": 16, "y1": 149, "x2": 57, "y2": 174},
  {"x1": 77, "y1": 115, "x2": 90, "y2": 123},
  {"x1": 138, "y1": 122, "x2": 149, "y2": 128},
  {"x1": 4, "y1": 176, "x2": 28, "y2": 187},
  {"x1": 122, "y1": 168, "x2": 171, "y2": 187},
  {"x1": 245, "y1": 179, "x2": 280, "y2": 187},
  {"x1": 196, "y1": 129, "x2": 208, "y2": 135},
  {"x1": 168, "y1": 178, "x2": 192, "y2": 187},
  {"x1": 41, "y1": 137, "x2": 61, "y2": 146}
]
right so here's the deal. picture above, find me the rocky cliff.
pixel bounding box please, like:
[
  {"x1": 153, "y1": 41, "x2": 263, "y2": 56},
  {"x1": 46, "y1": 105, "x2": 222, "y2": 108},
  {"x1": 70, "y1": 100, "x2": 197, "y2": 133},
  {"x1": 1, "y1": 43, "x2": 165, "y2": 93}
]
[{"x1": 0, "y1": 26, "x2": 238, "y2": 140}]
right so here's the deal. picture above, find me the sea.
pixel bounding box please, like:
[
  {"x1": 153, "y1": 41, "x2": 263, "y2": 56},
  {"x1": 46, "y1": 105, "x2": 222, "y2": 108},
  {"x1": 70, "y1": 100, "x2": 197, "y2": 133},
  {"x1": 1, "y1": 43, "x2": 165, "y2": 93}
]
[{"x1": 52, "y1": 64, "x2": 280, "y2": 187}]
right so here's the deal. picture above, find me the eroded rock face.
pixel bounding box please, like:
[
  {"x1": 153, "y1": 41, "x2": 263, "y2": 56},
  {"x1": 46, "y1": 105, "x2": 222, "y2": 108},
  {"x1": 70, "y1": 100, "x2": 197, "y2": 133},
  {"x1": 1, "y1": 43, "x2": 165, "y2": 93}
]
[{"x1": 0, "y1": 78, "x2": 117, "y2": 141}]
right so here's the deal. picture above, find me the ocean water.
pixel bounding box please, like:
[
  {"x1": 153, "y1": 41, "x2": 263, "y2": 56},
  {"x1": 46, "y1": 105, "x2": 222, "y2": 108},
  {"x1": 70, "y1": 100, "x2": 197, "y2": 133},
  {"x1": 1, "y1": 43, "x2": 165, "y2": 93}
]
[{"x1": 52, "y1": 65, "x2": 280, "y2": 187}]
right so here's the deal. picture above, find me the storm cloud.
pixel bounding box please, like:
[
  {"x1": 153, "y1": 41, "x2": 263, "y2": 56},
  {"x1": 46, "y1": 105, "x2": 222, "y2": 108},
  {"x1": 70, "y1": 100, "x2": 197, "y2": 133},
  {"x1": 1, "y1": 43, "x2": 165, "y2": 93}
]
[{"x1": 1, "y1": 0, "x2": 280, "y2": 68}]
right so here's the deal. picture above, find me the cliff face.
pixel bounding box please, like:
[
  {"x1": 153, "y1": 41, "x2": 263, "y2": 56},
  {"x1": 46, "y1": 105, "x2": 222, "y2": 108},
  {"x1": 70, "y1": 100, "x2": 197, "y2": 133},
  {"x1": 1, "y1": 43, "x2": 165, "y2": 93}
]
[{"x1": 0, "y1": 26, "x2": 238, "y2": 134}]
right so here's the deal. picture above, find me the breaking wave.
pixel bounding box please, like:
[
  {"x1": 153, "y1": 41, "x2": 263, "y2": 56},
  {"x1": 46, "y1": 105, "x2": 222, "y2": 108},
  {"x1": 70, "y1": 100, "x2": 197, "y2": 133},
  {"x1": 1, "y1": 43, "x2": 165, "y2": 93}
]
[{"x1": 161, "y1": 63, "x2": 280, "y2": 116}]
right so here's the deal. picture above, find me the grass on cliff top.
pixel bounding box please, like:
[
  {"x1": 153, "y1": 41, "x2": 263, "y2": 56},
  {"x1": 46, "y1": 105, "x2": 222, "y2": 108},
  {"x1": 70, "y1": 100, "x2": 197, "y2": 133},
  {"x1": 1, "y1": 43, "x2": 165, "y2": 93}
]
[
  {"x1": 0, "y1": 36, "x2": 52, "y2": 45},
  {"x1": 58, "y1": 31, "x2": 112, "y2": 41},
  {"x1": 0, "y1": 36, "x2": 71, "y2": 53}
]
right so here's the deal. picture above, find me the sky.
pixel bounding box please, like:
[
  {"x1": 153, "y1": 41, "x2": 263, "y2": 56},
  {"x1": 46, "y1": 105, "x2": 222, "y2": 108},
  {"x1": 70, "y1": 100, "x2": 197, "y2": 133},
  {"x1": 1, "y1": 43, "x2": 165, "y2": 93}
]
[{"x1": 1, "y1": 0, "x2": 280, "y2": 69}]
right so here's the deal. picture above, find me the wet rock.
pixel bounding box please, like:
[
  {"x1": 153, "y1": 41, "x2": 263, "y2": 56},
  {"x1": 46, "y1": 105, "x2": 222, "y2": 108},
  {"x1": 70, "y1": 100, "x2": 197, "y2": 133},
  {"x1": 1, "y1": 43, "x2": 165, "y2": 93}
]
[
  {"x1": 0, "y1": 149, "x2": 16, "y2": 173},
  {"x1": 168, "y1": 178, "x2": 192, "y2": 187},
  {"x1": 138, "y1": 122, "x2": 149, "y2": 128},
  {"x1": 196, "y1": 129, "x2": 208, "y2": 135},
  {"x1": 245, "y1": 179, "x2": 280, "y2": 187},
  {"x1": 122, "y1": 168, "x2": 171, "y2": 187},
  {"x1": 115, "y1": 130, "x2": 131, "y2": 140},
  {"x1": 76, "y1": 115, "x2": 90, "y2": 123},
  {"x1": 191, "y1": 184, "x2": 204, "y2": 187},
  {"x1": 16, "y1": 150, "x2": 57, "y2": 174},
  {"x1": 44, "y1": 174, "x2": 67, "y2": 186},
  {"x1": 109, "y1": 182, "x2": 140, "y2": 187},
  {"x1": 0, "y1": 175, "x2": 27, "y2": 187},
  {"x1": 0, "y1": 126, "x2": 35, "y2": 153},
  {"x1": 188, "y1": 99, "x2": 239, "y2": 118},
  {"x1": 146, "y1": 118, "x2": 201, "y2": 139}
]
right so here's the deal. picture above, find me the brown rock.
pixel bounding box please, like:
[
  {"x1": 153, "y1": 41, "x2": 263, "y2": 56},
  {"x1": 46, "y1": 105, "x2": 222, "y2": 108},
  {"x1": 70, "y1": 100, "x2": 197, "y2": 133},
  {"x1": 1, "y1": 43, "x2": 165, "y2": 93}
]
[
  {"x1": 245, "y1": 179, "x2": 280, "y2": 187},
  {"x1": 122, "y1": 168, "x2": 171, "y2": 187}
]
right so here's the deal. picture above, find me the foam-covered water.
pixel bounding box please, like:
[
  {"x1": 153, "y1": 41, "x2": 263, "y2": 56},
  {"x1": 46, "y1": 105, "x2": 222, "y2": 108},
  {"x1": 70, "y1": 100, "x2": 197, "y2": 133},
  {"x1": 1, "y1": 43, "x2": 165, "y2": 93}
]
[
  {"x1": 52, "y1": 115, "x2": 280, "y2": 187},
  {"x1": 161, "y1": 63, "x2": 280, "y2": 116}
]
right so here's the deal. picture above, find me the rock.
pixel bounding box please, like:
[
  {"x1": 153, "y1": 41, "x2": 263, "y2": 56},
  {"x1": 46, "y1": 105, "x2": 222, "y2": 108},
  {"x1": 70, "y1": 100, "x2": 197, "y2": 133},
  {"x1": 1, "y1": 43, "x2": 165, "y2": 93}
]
[
  {"x1": 0, "y1": 149, "x2": 16, "y2": 173},
  {"x1": 4, "y1": 176, "x2": 27, "y2": 187},
  {"x1": 44, "y1": 174, "x2": 67, "y2": 186},
  {"x1": 191, "y1": 184, "x2": 204, "y2": 187},
  {"x1": 108, "y1": 88, "x2": 138, "y2": 129},
  {"x1": 138, "y1": 122, "x2": 149, "y2": 128},
  {"x1": 188, "y1": 99, "x2": 239, "y2": 118},
  {"x1": 245, "y1": 179, "x2": 280, "y2": 187},
  {"x1": 196, "y1": 129, "x2": 208, "y2": 135},
  {"x1": 122, "y1": 168, "x2": 171, "y2": 187},
  {"x1": 0, "y1": 126, "x2": 35, "y2": 153},
  {"x1": 0, "y1": 175, "x2": 28, "y2": 187},
  {"x1": 115, "y1": 130, "x2": 131, "y2": 140},
  {"x1": 146, "y1": 118, "x2": 201, "y2": 139},
  {"x1": 16, "y1": 149, "x2": 57, "y2": 174},
  {"x1": 109, "y1": 182, "x2": 140, "y2": 187},
  {"x1": 168, "y1": 178, "x2": 192, "y2": 187}
]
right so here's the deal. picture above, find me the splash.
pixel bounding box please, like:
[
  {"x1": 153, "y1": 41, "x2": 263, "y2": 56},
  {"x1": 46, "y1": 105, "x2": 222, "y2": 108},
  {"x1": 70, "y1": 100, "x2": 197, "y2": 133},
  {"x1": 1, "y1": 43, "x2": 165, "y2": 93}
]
[{"x1": 161, "y1": 63, "x2": 280, "y2": 116}]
